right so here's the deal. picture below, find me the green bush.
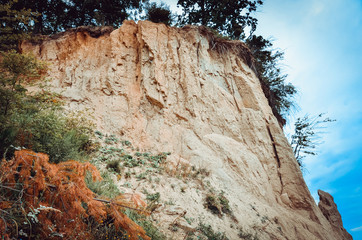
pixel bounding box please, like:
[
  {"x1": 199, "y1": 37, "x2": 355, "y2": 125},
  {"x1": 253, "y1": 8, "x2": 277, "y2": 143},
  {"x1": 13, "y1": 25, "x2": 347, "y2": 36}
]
[
  {"x1": 26, "y1": 110, "x2": 92, "y2": 163},
  {"x1": 144, "y1": 2, "x2": 174, "y2": 26},
  {"x1": 198, "y1": 223, "x2": 229, "y2": 240},
  {"x1": 205, "y1": 191, "x2": 231, "y2": 216},
  {"x1": 124, "y1": 209, "x2": 166, "y2": 240},
  {"x1": 0, "y1": 50, "x2": 93, "y2": 163},
  {"x1": 85, "y1": 171, "x2": 120, "y2": 198},
  {"x1": 246, "y1": 35, "x2": 297, "y2": 124}
]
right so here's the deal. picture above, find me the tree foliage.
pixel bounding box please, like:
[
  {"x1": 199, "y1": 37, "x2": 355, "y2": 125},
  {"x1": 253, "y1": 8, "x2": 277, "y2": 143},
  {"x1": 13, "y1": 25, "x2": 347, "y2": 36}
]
[
  {"x1": 144, "y1": 2, "x2": 173, "y2": 26},
  {"x1": 65, "y1": 0, "x2": 142, "y2": 29},
  {"x1": 176, "y1": 1, "x2": 296, "y2": 123},
  {"x1": 6, "y1": 0, "x2": 68, "y2": 34},
  {"x1": 0, "y1": 50, "x2": 44, "y2": 116},
  {"x1": 1, "y1": 0, "x2": 143, "y2": 35},
  {"x1": 247, "y1": 35, "x2": 297, "y2": 124},
  {"x1": 177, "y1": 0, "x2": 263, "y2": 39},
  {"x1": 0, "y1": 0, "x2": 37, "y2": 51},
  {"x1": 290, "y1": 113, "x2": 336, "y2": 168},
  {"x1": 0, "y1": 50, "x2": 92, "y2": 163},
  {"x1": 0, "y1": 150, "x2": 150, "y2": 239},
  {"x1": 0, "y1": 51, "x2": 44, "y2": 158}
]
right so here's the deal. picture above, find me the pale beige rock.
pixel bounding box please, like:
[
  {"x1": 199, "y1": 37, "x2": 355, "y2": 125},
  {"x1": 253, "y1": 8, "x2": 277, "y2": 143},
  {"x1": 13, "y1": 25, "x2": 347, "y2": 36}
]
[
  {"x1": 318, "y1": 190, "x2": 353, "y2": 240},
  {"x1": 21, "y1": 21, "x2": 352, "y2": 240}
]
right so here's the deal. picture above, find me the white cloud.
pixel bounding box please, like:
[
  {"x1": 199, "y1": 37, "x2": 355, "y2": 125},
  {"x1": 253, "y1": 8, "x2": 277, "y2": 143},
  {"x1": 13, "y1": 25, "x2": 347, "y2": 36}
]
[
  {"x1": 304, "y1": 157, "x2": 352, "y2": 186},
  {"x1": 351, "y1": 226, "x2": 362, "y2": 232}
]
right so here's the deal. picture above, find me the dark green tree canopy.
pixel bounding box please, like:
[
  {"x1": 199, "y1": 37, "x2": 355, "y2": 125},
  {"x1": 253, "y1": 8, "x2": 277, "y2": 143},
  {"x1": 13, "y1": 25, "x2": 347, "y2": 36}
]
[
  {"x1": 3, "y1": 0, "x2": 68, "y2": 34},
  {"x1": 177, "y1": 0, "x2": 263, "y2": 39},
  {"x1": 1, "y1": 0, "x2": 143, "y2": 35},
  {"x1": 144, "y1": 2, "x2": 173, "y2": 26},
  {"x1": 247, "y1": 35, "x2": 297, "y2": 124},
  {"x1": 66, "y1": 0, "x2": 141, "y2": 29},
  {"x1": 0, "y1": 0, "x2": 37, "y2": 51}
]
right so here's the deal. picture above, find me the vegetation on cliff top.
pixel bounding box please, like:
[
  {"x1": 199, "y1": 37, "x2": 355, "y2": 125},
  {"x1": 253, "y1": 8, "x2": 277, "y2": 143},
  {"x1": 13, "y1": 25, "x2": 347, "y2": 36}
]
[{"x1": 1, "y1": 0, "x2": 296, "y2": 123}]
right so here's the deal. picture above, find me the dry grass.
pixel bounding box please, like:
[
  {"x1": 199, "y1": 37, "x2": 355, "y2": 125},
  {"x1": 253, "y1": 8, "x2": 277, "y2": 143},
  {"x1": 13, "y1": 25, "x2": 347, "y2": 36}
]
[
  {"x1": 182, "y1": 25, "x2": 255, "y2": 71},
  {"x1": 22, "y1": 25, "x2": 114, "y2": 47}
]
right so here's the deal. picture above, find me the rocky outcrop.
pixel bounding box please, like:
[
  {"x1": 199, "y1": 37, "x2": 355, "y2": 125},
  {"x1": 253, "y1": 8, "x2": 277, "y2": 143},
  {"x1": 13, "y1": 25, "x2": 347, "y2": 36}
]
[
  {"x1": 21, "y1": 20, "x2": 352, "y2": 239},
  {"x1": 318, "y1": 190, "x2": 353, "y2": 240}
]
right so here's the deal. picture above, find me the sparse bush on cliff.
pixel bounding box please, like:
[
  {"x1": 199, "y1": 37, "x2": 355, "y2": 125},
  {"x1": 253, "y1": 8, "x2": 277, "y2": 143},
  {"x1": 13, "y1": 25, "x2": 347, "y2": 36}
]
[
  {"x1": 246, "y1": 35, "x2": 297, "y2": 124},
  {"x1": 205, "y1": 191, "x2": 231, "y2": 217},
  {"x1": 144, "y1": 2, "x2": 174, "y2": 26},
  {"x1": 290, "y1": 113, "x2": 336, "y2": 168},
  {"x1": 197, "y1": 223, "x2": 229, "y2": 240}
]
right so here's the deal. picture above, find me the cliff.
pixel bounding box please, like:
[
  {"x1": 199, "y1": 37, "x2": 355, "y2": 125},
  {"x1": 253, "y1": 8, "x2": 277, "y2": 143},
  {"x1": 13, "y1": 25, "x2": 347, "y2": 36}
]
[{"x1": 21, "y1": 20, "x2": 351, "y2": 240}]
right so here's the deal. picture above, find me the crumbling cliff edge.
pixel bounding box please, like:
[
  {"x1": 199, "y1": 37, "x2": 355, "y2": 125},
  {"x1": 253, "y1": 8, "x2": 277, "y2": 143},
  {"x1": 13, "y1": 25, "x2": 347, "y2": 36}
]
[{"x1": 21, "y1": 20, "x2": 352, "y2": 239}]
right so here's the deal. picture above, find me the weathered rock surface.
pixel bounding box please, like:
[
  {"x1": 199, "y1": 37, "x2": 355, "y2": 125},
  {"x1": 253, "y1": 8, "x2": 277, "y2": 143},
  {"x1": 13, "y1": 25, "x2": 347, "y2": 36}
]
[
  {"x1": 21, "y1": 20, "x2": 352, "y2": 240},
  {"x1": 318, "y1": 190, "x2": 353, "y2": 240}
]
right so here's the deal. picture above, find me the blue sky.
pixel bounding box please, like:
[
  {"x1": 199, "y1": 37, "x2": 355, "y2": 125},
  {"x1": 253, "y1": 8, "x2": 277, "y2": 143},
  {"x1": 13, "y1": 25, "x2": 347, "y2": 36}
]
[
  {"x1": 253, "y1": 0, "x2": 362, "y2": 239},
  {"x1": 156, "y1": 0, "x2": 362, "y2": 238}
]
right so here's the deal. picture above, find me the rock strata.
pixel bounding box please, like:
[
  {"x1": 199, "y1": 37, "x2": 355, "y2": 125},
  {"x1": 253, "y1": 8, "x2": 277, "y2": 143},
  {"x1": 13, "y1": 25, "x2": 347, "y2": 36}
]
[
  {"x1": 318, "y1": 190, "x2": 353, "y2": 240},
  {"x1": 21, "y1": 20, "x2": 352, "y2": 240}
]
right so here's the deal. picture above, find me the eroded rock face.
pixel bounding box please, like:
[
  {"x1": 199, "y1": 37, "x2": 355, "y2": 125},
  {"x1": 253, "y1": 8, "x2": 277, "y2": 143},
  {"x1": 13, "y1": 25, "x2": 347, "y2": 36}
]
[
  {"x1": 318, "y1": 190, "x2": 353, "y2": 240},
  {"x1": 21, "y1": 21, "x2": 352, "y2": 240}
]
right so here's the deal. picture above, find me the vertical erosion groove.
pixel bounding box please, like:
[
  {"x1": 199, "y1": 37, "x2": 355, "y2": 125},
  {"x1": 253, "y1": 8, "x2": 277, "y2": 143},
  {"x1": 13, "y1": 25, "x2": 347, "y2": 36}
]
[
  {"x1": 266, "y1": 123, "x2": 280, "y2": 168},
  {"x1": 266, "y1": 121, "x2": 284, "y2": 194}
]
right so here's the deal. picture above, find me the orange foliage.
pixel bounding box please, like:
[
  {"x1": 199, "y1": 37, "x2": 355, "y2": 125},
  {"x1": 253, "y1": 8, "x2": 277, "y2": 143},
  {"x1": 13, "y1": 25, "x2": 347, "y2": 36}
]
[{"x1": 0, "y1": 150, "x2": 150, "y2": 240}]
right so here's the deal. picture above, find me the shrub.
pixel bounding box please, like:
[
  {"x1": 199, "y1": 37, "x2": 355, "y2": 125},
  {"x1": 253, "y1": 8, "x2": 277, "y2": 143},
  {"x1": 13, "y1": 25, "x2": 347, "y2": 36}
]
[
  {"x1": 3, "y1": 108, "x2": 93, "y2": 163},
  {"x1": 106, "y1": 159, "x2": 122, "y2": 173},
  {"x1": 290, "y1": 113, "x2": 335, "y2": 169},
  {"x1": 144, "y1": 2, "x2": 174, "y2": 26},
  {"x1": 246, "y1": 35, "x2": 297, "y2": 124},
  {"x1": 205, "y1": 191, "x2": 231, "y2": 216},
  {"x1": 85, "y1": 171, "x2": 120, "y2": 199},
  {"x1": 0, "y1": 51, "x2": 93, "y2": 163},
  {"x1": 238, "y1": 228, "x2": 259, "y2": 240},
  {"x1": 125, "y1": 209, "x2": 167, "y2": 240},
  {"x1": 198, "y1": 223, "x2": 229, "y2": 240},
  {"x1": 0, "y1": 150, "x2": 150, "y2": 240}
]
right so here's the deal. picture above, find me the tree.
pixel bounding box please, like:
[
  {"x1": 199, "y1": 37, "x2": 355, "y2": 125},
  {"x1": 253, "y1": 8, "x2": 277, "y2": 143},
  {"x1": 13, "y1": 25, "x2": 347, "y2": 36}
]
[
  {"x1": 1, "y1": 0, "x2": 143, "y2": 35},
  {"x1": 176, "y1": 1, "x2": 296, "y2": 124},
  {"x1": 65, "y1": 0, "x2": 137, "y2": 28},
  {"x1": 0, "y1": 51, "x2": 43, "y2": 116},
  {"x1": 0, "y1": 0, "x2": 37, "y2": 51},
  {"x1": 0, "y1": 50, "x2": 43, "y2": 158},
  {"x1": 290, "y1": 113, "x2": 336, "y2": 168},
  {"x1": 0, "y1": 50, "x2": 92, "y2": 162},
  {"x1": 177, "y1": 0, "x2": 263, "y2": 39},
  {"x1": 144, "y1": 2, "x2": 173, "y2": 26},
  {"x1": 8, "y1": 0, "x2": 68, "y2": 34},
  {"x1": 246, "y1": 35, "x2": 297, "y2": 124}
]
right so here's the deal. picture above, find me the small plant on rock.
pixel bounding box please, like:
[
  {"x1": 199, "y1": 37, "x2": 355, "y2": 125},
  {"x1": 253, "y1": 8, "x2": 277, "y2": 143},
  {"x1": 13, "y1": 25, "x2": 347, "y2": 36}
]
[{"x1": 205, "y1": 191, "x2": 231, "y2": 216}]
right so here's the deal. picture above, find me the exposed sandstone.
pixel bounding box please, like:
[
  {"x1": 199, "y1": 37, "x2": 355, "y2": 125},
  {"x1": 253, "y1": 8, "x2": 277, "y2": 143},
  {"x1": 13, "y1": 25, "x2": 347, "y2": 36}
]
[
  {"x1": 21, "y1": 20, "x2": 352, "y2": 240},
  {"x1": 318, "y1": 190, "x2": 353, "y2": 240}
]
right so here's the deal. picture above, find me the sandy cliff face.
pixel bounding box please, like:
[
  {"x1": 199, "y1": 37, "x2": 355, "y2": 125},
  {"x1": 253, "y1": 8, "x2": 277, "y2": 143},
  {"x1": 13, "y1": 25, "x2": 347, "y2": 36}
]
[{"x1": 22, "y1": 21, "x2": 351, "y2": 239}]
